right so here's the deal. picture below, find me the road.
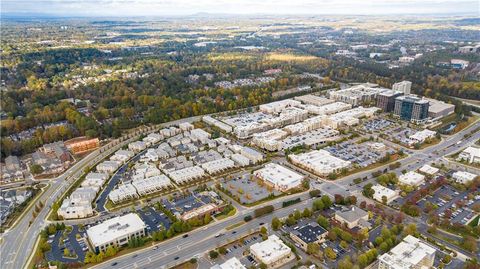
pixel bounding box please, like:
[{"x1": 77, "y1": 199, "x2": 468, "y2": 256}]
[
  {"x1": 93, "y1": 119, "x2": 480, "y2": 269},
  {"x1": 0, "y1": 116, "x2": 201, "y2": 269}
]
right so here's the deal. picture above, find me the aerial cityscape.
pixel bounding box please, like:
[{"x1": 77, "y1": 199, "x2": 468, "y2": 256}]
[{"x1": 0, "y1": 1, "x2": 479, "y2": 269}]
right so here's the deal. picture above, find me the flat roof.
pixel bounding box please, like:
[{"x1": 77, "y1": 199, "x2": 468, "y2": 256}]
[
  {"x1": 291, "y1": 222, "x2": 328, "y2": 244},
  {"x1": 379, "y1": 235, "x2": 435, "y2": 269},
  {"x1": 86, "y1": 213, "x2": 145, "y2": 247}
]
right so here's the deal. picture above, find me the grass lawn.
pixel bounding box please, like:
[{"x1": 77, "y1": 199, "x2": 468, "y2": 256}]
[{"x1": 226, "y1": 221, "x2": 245, "y2": 230}]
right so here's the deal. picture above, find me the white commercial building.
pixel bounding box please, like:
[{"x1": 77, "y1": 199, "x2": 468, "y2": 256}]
[
  {"x1": 457, "y1": 146, "x2": 480, "y2": 164},
  {"x1": 259, "y1": 99, "x2": 301, "y2": 114},
  {"x1": 250, "y1": 235, "x2": 295, "y2": 269},
  {"x1": 201, "y1": 158, "x2": 236, "y2": 174},
  {"x1": 231, "y1": 154, "x2": 250, "y2": 167},
  {"x1": 282, "y1": 127, "x2": 340, "y2": 149},
  {"x1": 241, "y1": 147, "x2": 264, "y2": 164},
  {"x1": 378, "y1": 235, "x2": 435, "y2": 269},
  {"x1": 252, "y1": 128, "x2": 289, "y2": 151},
  {"x1": 128, "y1": 141, "x2": 147, "y2": 152},
  {"x1": 294, "y1": 95, "x2": 334, "y2": 107},
  {"x1": 328, "y1": 84, "x2": 386, "y2": 106},
  {"x1": 372, "y1": 185, "x2": 399, "y2": 204},
  {"x1": 81, "y1": 172, "x2": 109, "y2": 189},
  {"x1": 108, "y1": 183, "x2": 138, "y2": 203},
  {"x1": 87, "y1": 213, "x2": 146, "y2": 253},
  {"x1": 253, "y1": 163, "x2": 304, "y2": 192},
  {"x1": 301, "y1": 102, "x2": 351, "y2": 116},
  {"x1": 324, "y1": 106, "x2": 380, "y2": 129},
  {"x1": 110, "y1": 149, "x2": 135, "y2": 163},
  {"x1": 289, "y1": 150, "x2": 351, "y2": 176},
  {"x1": 167, "y1": 166, "x2": 206, "y2": 184},
  {"x1": 399, "y1": 171, "x2": 425, "y2": 187},
  {"x1": 452, "y1": 171, "x2": 478, "y2": 184},
  {"x1": 418, "y1": 164, "x2": 439, "y2": 176},
  {"x1": 96, "y1": 160, "x2": 121, "y2": 174},
  {"x1": 409, "y1": 129, "x2": 436, "y2": 144},
  {"x1": 203, "y1": 116, "x2": 233, "y2": 133},
  {"x1": 392, "y1": 81, "x2": 412, "y2": 95},
  {"x1": 211, "y1": 257, "x2": 246, "y2": 269}
]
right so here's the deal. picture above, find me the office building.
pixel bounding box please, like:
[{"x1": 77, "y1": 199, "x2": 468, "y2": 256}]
[
  {"x1": 201, "y1": 158, "x2": 236, "y2": 174},
  {"x1": 452, "y1": 171, "x2": 478, "y2": 184},
  {"x1": 250, "y1": 235, "x2": 294, "y2": 269},
  {"x1": 203, "y1": 116, "x2": 233, "y2": 133},
  {"x1": 392, "y1": 81, "x2": 412, "y2": 95},
  {"x1": 211, "y1": 257, "x2": 246, "y2": 269},
  {"x1": 399, "y1": 171, "x2": 425, "y2": 186},
  {"x1": 294, "y1": 95, "x2": 335, "y2": 107},
  {"x1": 378, "y1": 235, "x2": 435, "y2": 269},
  {"x1": 394, "y1": 95, "x2": 429, "y2": 123},
  {"x1": 418, "y1": 164, "x2": 439, "y2": 176},
  {"x1": 457, "y1": 146, "x2": 480, "y2": 164},
  {"x1": 334, "y1": 206, "x2": 370, "y2": 229},
  {"x1": 328, "y1": 84, "x2": 387, "y2": 106},
  {"x1": 65, "y1": 137, "x2": 100, "y2": 154},
  {"x1": 376, "y1": 90, "x2": 403, "y2": 112},
  {"x1": 372, "y1": 185, "x2": 399, "y2": 204},
  {"x1": 289, "y1": 222, "x2": 328, "y2": 251},
  {"x1": 425, "y1": 98, "x2": 455, "y2": 119},
  {"x1": 253, "y1": 163, "x2": 304, "y2": 192},
  {"x1": 87, "y1": 213, "x2": 146, "y2": 253},
  {"x1": 289, "y1": 150, "x2": 351, "y2": 176},
  {"x1": 241, "y1": 147, "x2": 264, "y2": 164},
  {"x1": 451, "y1": 59, "x2": 469, "y2": 69}
]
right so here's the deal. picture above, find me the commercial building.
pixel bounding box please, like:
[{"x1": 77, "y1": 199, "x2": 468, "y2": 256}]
[
  {"x1": 294, "y1": 95, "x2": 334, "y2": 107},
  {"x1": 253, "y1": 163, "x2": 304, "y2": 192},
  {"x1": 211, "y1": 257, "x2": 246, "y2": 269},
  {"x1": 328, "y1": 84, "x2": 386, "y2": 106},
  {"x1": 259, "y1": 99, "x2": 301, "y2": 114},
  {"x1": 452, "y1": 171, "x2": 478, "y2": 184},
  {"x1": 372, "y1": 185, "x2": 399, "y2": 204},
  {"x1": 425, "y1": 98, "x2": 455, "y2": 119},
  {"x1": 96, "y1": 160, "x2": 121, "y2": 174},
  {"x1": 409, "y1": 129, "x2": 436, "y2": 144},
  {"x1": 241, "y1": 147, "x2": 264, "y2": 164},
  {"x1": 231, "y1": 154, "x2": 250, "y2": 167},
  {"x1": 378, "y1": 235, "x2": 435, "y2": 269},
  {"x1": 451, "y1": 59, "x2": 469, "y2": 69},
  {"x1": 289, "y1": 150, "x2": 351, "y2": 176},
  {"x1": 178, "y1": 122, "x2": 194, "y2": 131},
  {"x1": 324, "y1": 106, "x2": 380, "y2": 129},
  {"x1": 289, "y1": 222, "x2": 328, "y2": 251},
  {"x1": 203, "y1": 116, "x2": 233, "y2": 133},
  {"x1": 457, "y1": 146, "x2": 480, "y2": 164},
  {"x1": 459, "y1": 45, "x2": 480, "y2": 53},
  {"x1": 87, "y1": 213, "x2": 146, "y2": 253},
  {"x1": 81, "y1": 172, "x2": 109, "y2": 192},
  {"x1": 58, "y1": 187, "x2": 97, "y2": 219},
  {"x1": 376, "y1": 90, "x2": 403, "y2": 112},
  {"x1": 252, "y1": 129, "x2": 288, "y2": 151},
  {"x1": 65, "y1": 137, "x2": 100, "y2": 154},
  {"x1": 334, "y1": 206, "x2": 370, "y2": 229},
  {"x1": 282, "y1": 127, "x2": 340, "y2": 150},
  {"x1": 128, "y1": 141, "x2": 147, "y2": 152},
  {"x1": 301, "y1": 102, "x2": 352, "y2": 116},
  {"x1": 399, "y1": 171, "x2": 425, "y2": 186},
  {"x1": 418, "y1": 164, "x2": 439, "y2": 176},
  {"x1": 392, "y1": 81, "x2": 412, "y2": 95},
  {"x1": 201, "y1": 158, "x2": 236, "y2": 174},
  {"x1": 394, "y1": 95, "x2": 429, "y2": 123},
  {"x1": 190, "y1": 128, "x2": 211, "y2": 143},
  {"x1": 250, "y1": 235, "x2": 295, "y2": 269}
]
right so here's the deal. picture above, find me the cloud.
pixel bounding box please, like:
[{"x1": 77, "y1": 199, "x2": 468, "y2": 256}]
[{"x1": 2, "y1": 0, "x2": 479, "y2": 16}]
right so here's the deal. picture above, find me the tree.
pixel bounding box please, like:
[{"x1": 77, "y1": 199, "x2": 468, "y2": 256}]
[
  {"x1": 317, "y1": 216, "x2": 329, "y2": 229},
  {"x1": 63, "y1": 248, "x2": 70, "y2": 257},
  {"x1": 30, "y1": 164, "x2": 44, "y2": 175},
  {"x1": 105, "y1": 245, "x2": 117, "y2": 257},
  {"x1": 462, "y1": 236, "x2": 478, "y2": 253},
  {"x1": 302, "y1": 208, "x2": 312, "y2": 218},
  {"x1": 312, "y1": 199, "x2": 324, "y2": 211},
  {"x1": 324, "y1": 247, "x2": 337, "y2": 260},
  {"x1": 306, "y1": 242, "x2": 320, "y2": 255},
  {"x1": 442, "y1": 254, "x2": 452, "y2": 264},
  {"x1": 209, "y1": 250, "x2": 219, "y2": 259},
  {"x1": 204, "y1": 213, "x2": 212, "y2": 224},
  {"x1": 272, "y1": 217, "x2": 281, "y2": 230},
  {"x1": 218, "y1": 247, "x2": 227, "y2": 255},
  {"x1": 260, "y1": 226, "x2": 268, "y2": 235},
  {"x1": 338, "y1": 256, "x2": 353, "y2": 269},
  {"x1": 321, "y1": 195, "x2": 332, "y2": 208}
]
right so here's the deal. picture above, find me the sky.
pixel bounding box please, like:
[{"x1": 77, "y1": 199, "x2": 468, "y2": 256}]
[{"x1": 2, "y1": 0, "x2": 479, "y2": 17}]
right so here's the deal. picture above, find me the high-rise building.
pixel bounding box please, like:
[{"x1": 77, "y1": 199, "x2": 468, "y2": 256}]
[
  {"x1": 392, "y1": 81, "x2": 412, "y2": 95},
  {"x1": 376, "y1": 90, "x2": 403, "y2": 112},
  {"x1": 394, "y1": 95, "x2": 429, "y2": 123}
]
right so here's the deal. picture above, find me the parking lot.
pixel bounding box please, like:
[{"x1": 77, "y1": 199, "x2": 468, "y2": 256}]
[
  {"x1": 324, "y1": 140, "x2": 395, "y2": 168},
  {"x1": 361, "y1": 118, "x2": 394, "y2": 132},
  {"x1": 138, "y1": 206, "x2": 172, "y2": 233},
  {"x1": 162, "y1": 191, "x2": 223, "y2": 217},
  {"x1": 220, "y1": 173, "x2": 281, "y2": 204},
  {"x1": 45, "y1": 226, "x2": 87, "y2": 263}
]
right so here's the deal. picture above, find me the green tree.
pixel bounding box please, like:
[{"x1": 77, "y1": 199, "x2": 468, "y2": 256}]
[
  {"x1": 271, "y1": 217, "x2": 281, "y2": 230},
  {"x1": 209, "y1": 250, "x2": 219, "y2": 259},
  {"x1": 324, "y1": 247, "x2": 337, "y2": 260},
  {"x1": 306, "y1": 242, "x2": 319, "y2": 255}
]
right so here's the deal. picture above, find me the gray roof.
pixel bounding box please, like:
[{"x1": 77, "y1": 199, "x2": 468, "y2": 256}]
[
  {"x1": 291, "y1": 222, "x2": 328, "y2": 244},
  {"x1": 336, "y1": 205, "x2": 368, "y2": 223}
]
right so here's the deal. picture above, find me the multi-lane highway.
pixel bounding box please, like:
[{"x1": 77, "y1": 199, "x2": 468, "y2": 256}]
[
  {"x1": 0, "y1": 116, "x2": 201, "y2": 269},
  {"x1": 1, "y1": 115, "x2": 478, "y2": 269}
]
